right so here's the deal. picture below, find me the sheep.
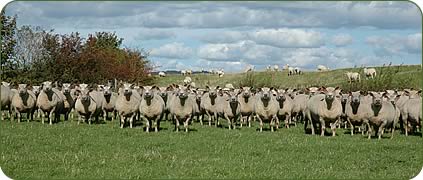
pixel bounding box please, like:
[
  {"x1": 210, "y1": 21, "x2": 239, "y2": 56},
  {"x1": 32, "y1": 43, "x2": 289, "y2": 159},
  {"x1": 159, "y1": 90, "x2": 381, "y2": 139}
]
[
  {"x1": 305, "y1": 87, "x2": 343, "y2": 136},
  {"x1": 292, "y1": 93, "x2": 308, "y2": 125},
  {"x1": 294, "y1": 67, "x2": 302, "y2": 75},
  {"x1": 75, "y1": 84, "x2": 104, "y2": 125},
  {"x1": 339, "y1": 93, "x2": 350, "y2": 129},
  {"x1": 306, "y1": 87, "x2": 320, "y2": 97},
  {"x1": 401, "y1": 90, "x2": 422, "y2": 136},
  {"x1": 222, "y1": 90, "x2": 242, "y2": 129},
  {"x1": 217, "y1": 70, "x2": 224, "y2": 78},
  {"x1": 10, "y1": 84, "x2": 37, "y2": 123},
  {"x1": 181, "y1": 70, "x2": 187, "y2": 76},
  {"x1": 363, "y1": 67, "x2": 377, "y2": 79},
  {"x1": 345, "y1": 91, "x2": 373, "y2": 136},
  {"x1": 244, "y1": 65, "x2": 254, "y2": 73},
  {"x1": 366, "y1": 92, "x2": 398, "y2": 139},
  {"x1": 200, "y1": 86, "x2": 220, "y2": 126},
  {"x1": 158, "y1": 85, "x2": 175, "y2": 122},
  {"x1": 238, "y1": 87, "x2": 256, "y2": 127},
  {"x1": 266, "y1": 65, "x2": 272, "y2": 71},
  {"x1": 101, "y1": 85, "x2": 117, "y2": 122},
  {"x1": 254, "y1": 87, "x2": 279, "y2": 132},
  {"x1": 115, "y1": 83, "x2": 141, "y2": 128},
  {"x1": 287, "y1": 67, "x2": 295, "y2": 76},
  {"x1": 183, "y1": 76, "x2": 192, "y2": 85},
  {"x1": 158, "y1": 71, "x2": 166, "y2": 77},
  {"x1": 139, "y1": 86, "x2": 165, "y2": 132},
  {"x1": 59, "y1": 83, "x2": 75, "y2": 121},
  {"x1": 225, "y1": 83, "x2": 234, "y2": 90},
  {"x1": 317, "y1": 65, "x2": 330, "y2": 72},
  {"x1": 37, "y1": 81, "x2": 64, "y2": 125},
  {"x1": 169, "y1": 85, "x2": 195, "y2": 132},
  {"x1": 276, "y1": 89, "x2": 294, "y2": 128},
  {"x1": 273, "y1": 64, "x2": 279, "y2": 72},
  {"x1": 186, "y1": 69, "x2": 192, "y2": 75},
  {"x1": 345, "y1": 72, "x2": 361, "y2": 83},
  {"x1": 1, "y1": 82, "x2": 12, "y2": 120},
  {"x1": 192, "y1": 89, "x2": 206, "y2": 125}
]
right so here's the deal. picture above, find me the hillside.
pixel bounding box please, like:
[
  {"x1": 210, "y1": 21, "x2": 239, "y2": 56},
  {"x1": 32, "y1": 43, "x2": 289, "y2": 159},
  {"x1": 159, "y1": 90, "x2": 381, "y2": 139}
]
[{"x1": 153, "y1": 65, "x2": 422, "y2": 92}]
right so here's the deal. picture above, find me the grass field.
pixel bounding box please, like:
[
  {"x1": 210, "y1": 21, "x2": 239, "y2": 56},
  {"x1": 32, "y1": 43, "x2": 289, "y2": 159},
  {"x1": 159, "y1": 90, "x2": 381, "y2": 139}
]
[
  {"x1": 1, "y1": 65, "x2": 422, "y2": 179},
  {"x1": 154, "y1": 65, "x2": 422, "y2": 92},
  {"x1": 1, "y1": 116, "x2": 422, "y2": 179}
]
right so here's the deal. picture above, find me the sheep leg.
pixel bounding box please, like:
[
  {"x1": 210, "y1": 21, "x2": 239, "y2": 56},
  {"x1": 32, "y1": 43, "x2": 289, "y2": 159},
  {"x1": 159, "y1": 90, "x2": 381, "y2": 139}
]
[
  {"x1": 143, "y1": 115, "x2": 150, "y2": 132},
  {"x1": 224, "y1": 114, "x2": 232, "y2": 130},
  {"x1": 154, "y1": 116, "x2": 160, "y2": 132},
  {"x1": 270, "y1": 117, "x2": 275, "y2": 132},
  {"x1": 330, "y1": 122, "x2": 337, "y2": 137},
  {"x1": 120, "y1": 115, "x2": 125, "y2": 128},
  {"x1": 199, "y1": 114, "x2": 203, "y2": 126},
  {"x1": 378, "y1": 122, "x2": 387, "y2": 140},
  {"x1": 184, "y1": 117, "x2": 190, "y2": 132},
  {"x1": 257, "y1": 115, "x2": 263, "y2": 132},
  {"x1": 103, "y1": 110, "x2": 108, "y2": 123},
  {"x1": 348, "y1": 118, "x2": 354, "y2": 136},
  {"x1": 284, "y1": 115, "x2": 289, "y2": 129},
  {"x1": 175, "y1": 115, "x2": 180, "y2": 132},
  {"x1": 248, "y1": 115, "x2": 252, "y2": 128},
  {"x1": 17, "y1": 112, "x2": 21, "y2": 123},
  {"x1": 403, "y1": 115, "x2": 408, "y2": 136},
  {"x1": 240, "y1": 116, "x2": 244, "y2": 128},
  {"x1": 78, "y1": 113, "x2": 82, "y2": 125},
  {"x1": 129, "y1": 115, "x2": 134, "y2": 128},
  {"x1": 49, "y1": 110, "x2": 54, "y2": 125},
  {"x1": 206, "y1": 111, "x2": 212, "y2": 126},
  {"x1": 319, "y1": 117, "x2": 325, "y2": 136}
]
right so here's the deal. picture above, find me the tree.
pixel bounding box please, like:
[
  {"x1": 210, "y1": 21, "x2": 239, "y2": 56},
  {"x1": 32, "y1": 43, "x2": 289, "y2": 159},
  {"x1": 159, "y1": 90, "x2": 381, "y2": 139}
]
[{"x1": 1, "y1": 11, "x2": 17, "y2": 80}]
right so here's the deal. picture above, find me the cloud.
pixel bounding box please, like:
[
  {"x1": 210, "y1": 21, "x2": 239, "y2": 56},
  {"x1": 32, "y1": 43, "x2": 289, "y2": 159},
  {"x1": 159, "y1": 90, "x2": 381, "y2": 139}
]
[
  {"x1": 5, "y1": 1, "x2": 421, "y2": 30},
  {"x1": 249, "y1": 28, "x2": 324, "y2": 48},
  {"x1": 366, "y1": 33, "x2": 422, "y2": 56},
  {"x1": 150, "y1": 42, "x2": 193, "y2": 59},
  {"x1": 331, "y1": 34, "x2": 353, "y2": 47},
  {"x1": 199, "y1": 31, "x2": 247, "y2": 43},
  {"x1": 133, "y1": 28, "x2": 175, "y2": 41}
]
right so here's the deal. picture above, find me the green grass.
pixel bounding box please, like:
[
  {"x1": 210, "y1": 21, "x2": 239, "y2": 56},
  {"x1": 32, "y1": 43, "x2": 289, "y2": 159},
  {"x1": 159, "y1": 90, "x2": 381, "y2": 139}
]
[
  {"x1": 154, "y1": 65, "x2": 422, "y2": 92},
  {"x1": 1, "y1": 115, "x2": 422, "y2": 179}
]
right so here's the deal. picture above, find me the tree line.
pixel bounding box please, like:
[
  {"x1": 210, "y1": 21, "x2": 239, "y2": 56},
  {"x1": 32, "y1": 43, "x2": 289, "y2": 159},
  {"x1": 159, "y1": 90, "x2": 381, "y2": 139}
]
[{"x1": 1, "y1": 11, "x2": 154, "y2": 85}]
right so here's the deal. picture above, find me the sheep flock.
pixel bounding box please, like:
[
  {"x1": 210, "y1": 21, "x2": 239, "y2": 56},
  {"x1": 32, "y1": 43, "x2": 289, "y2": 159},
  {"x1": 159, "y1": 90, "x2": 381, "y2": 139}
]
[{"x1": 1, "y1": 80, "x2": 421, "y2": 139}]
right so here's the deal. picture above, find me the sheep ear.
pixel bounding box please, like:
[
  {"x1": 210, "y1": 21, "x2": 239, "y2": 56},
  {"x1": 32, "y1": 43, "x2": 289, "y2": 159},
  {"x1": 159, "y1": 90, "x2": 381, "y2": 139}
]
[
  {"x1": 216, "y1": 86, "x2": 220, "y2": 89},
  {"x1": 395, "y1": 95, "x2": 401, "y2": 102},
  {"x1": 368, "y1": 92, "x2": 374, "y2": 97},
  {"x1": 418, "y1": 89, "x2": 422, "y2": 95},
  {"x1": 335, "y1": 87, "x2": 340, "y2": 91}
]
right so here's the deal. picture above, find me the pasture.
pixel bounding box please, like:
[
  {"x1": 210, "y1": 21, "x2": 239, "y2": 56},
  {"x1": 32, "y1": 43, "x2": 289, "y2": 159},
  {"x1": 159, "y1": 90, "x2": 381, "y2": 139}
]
[
  {"x1": 1, "y1": 64, "x2": 422, "y2": 179},
  {"x1": 1, "y1": 114, "x2": 422, "y2": 179}
]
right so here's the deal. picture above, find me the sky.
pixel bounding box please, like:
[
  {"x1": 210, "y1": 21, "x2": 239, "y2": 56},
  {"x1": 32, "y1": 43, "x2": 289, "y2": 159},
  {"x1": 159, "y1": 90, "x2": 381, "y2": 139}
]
[{"x1": 4, "y1": 1, "x2": 422, "y2": 72}]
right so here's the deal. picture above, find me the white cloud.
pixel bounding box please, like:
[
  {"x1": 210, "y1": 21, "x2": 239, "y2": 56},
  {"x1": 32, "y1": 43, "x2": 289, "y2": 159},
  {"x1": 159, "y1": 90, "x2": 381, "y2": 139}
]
[
  {"x1": 150, "y1": 42, "x2": 193, "y2": 59},
  {"x1": 366, "y1": 33, "x2": 422, "y2": 56},
  {"x1": 331, "y1": 34, "x2": 353, "y2": 47},
  {"x1": 133, "y1": 28, "x2": 175, "y2": 41},
  {"x1": 5, "y1": 1, "x2": 421, "y2": 30},
  {"x1": 249, "y1": 28, "x2": 324, "y2": 48},
  {"x1": 199, "y1": 31, "x2": 247, "y2": 43}
]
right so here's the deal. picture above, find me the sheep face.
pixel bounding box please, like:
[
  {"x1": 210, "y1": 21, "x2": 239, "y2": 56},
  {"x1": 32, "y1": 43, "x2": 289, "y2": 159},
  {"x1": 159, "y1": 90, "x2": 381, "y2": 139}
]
[
  {"x1": 177, "y1": 86, "x2": 189, "y2": 100},
  {"x1": 276, "y1": 89, "x2": 287, "y2": 102},
  {"x1": 240, "y1": 87, "x2": 252, "y2": 98},
  {"x1": 341, "y1": 93, "x2": 349, "y2": 104},
  {"x1": 18, "y1": 84, "x2": 28, "y2": 96},
  {"x1": 321, "y1": 87, "x2": 341, "y2": 105},
  {"x1": 42, "y1": 81, "x2": 53, "y2": 92},
  {"x1": 123, "y1": 83, "x2": 133, "y2": 96},
  {"x1": 384, "y1": 90, "x2": 400, "y2": 106},
  {"x1": 258, "y1": 87, "x2": 276, "y2": 101},
  {"x1": 62, "y1": 83, "x2": 71, "y2": 95},
  {"x1": 369, "y1": 92, "x2": 383, "y2": 107},
  {"x1": 32, "y1": 86, "x2": 41, "y2": 96},
  {"x1": 206, "y1": 86, "x2": 219, "y2": 99},
  {"x1": 142, "y1": 86, "x2": 157, "y2": 100},
  {"x1": 226, "y1": 90, "x2": 240, "y2": 104},
  {"x1": 103, "y1": 85, "x2": 112, "y2": 96},
  {"x1": 306, "y1": 87, "x2": 319, "y2": 96}
]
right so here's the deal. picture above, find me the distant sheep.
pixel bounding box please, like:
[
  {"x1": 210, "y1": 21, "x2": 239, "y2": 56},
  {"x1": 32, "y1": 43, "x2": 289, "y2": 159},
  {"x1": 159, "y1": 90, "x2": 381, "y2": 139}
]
[
  {"x1": 363, "y1": 67, "x2": 377, "y2": 79},
  {"x1": 345, "y1": 72, "x2": 361, "y2": 83},
  {"x1": 317, "y1": 65, "x2": 330, "y2": 72},
  {"x1": 159, "y1": 71, "x2": 166, "y2": 77}
]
